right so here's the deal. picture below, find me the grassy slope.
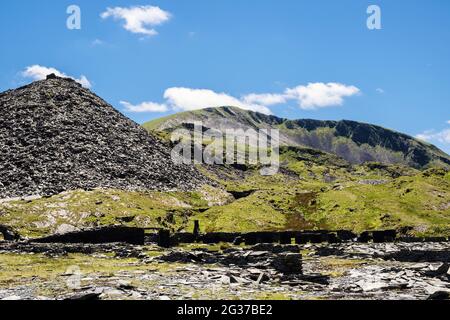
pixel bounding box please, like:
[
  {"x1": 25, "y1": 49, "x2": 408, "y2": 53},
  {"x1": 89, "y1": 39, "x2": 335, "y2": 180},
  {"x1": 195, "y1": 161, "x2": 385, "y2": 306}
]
[
  {"x1": 0, "y1": 187, "x2": 230, "y2": 238},
  {"x1": 1, "y1": 161, "x2": 449, "y2": 237},
  {"x1": 189, "y1": 155, "x2": 450, "y2": 236}
]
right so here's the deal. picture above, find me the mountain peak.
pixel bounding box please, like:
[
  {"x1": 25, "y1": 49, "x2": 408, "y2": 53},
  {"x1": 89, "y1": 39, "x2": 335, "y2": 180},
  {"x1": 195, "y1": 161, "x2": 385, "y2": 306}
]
[{"x1": 144, "y1": 106, "x2": 450, "y2": 169}]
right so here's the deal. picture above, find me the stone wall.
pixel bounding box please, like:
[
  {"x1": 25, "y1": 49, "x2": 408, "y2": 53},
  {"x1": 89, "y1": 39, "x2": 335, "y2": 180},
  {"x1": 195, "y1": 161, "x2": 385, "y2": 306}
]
[
  {"x1": 160, "y1": 229, "x2": 450, "y2": 247},
  {"x1": 32, "y1": 226, "x2": 145, "y2": 245},
  {"x1": 23, "y1": 227, "x2": 450, "y2": 247}
]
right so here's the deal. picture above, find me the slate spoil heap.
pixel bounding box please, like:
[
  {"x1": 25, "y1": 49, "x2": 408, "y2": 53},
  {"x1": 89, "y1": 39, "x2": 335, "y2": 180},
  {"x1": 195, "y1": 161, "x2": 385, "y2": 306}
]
[{"x1": 0, "y1": 75, "x2": 208, "y2": 198}]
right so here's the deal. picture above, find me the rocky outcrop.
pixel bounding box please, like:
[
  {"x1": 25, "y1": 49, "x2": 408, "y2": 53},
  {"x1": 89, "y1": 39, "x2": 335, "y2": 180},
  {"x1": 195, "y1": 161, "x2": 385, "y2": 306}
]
[
  {"x1": 0, "y1": 225, "x2": 21, "y2": 241},
  {"x1": 0, "y1": 76, "x2": 210, "y2": 198},
  {"x1": 271, "y1": 253, "x2": 303, "y2": 274}
]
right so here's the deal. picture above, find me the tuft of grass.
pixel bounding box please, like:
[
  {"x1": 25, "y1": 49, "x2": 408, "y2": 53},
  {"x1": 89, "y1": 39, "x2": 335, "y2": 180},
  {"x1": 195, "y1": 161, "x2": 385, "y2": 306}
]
[{"x1": 319, "y1": 257, "x2": 367, "y2": 278}]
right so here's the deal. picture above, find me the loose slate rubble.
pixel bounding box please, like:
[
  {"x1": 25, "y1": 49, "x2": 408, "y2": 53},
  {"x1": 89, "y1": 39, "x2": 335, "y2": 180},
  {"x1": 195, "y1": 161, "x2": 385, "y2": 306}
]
[
  {"x1": 383, "y1": 250, "x2": 450, "y2": 262},
  {"x1": 154, "y1": 244, "x2": 332, "y2": 286},
  {"x1": 0, "y1": 242, "x2": 450, "y2": 300},
  {"x1": 65, "y1": 292, "x2": 102, "y2": 301},
  {"x1": 427, "y1": 291, "x2": 450, "y2": 300},
  {"x1": 0, "y1": 75, "x2": 209, "y2": 198},
  {"x1": 0, "y1": 241, "x2": 145, "y2": 258},
  {"x1": 271, "y1": 253, "x2": 303, "y2": 274}
]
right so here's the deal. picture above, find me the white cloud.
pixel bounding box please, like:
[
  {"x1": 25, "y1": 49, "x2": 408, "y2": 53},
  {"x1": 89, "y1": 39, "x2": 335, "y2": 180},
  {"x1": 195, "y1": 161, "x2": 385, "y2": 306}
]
[
  {"x1": 91, "y1": 39, "x2": 105, "y2": 46},
  {"x1": 446, "y1": 120, "x2": 450, "y2": 125},
  {"x1": 416, "y1": 131, "x2": 433, "y2": 142},
  {"x1": 416, "y1": 129, "x2": 450, "y2": 144},
  {"x1": 163, "y1": 87, "x2": 272, "y2": 114},
  {"x1": 76, "y1": 76, "x2": 91, "y2": 89},
  {"x1": 285, "y1": 82, "x2": 360, "y2": 110},
  {"x1": 243, "y1": 83, "x2": 359, "y2": 110},
  {"x1": 376, "y1": 88, "x2": 385, "y2": 94},
  {"x1": 22, "y1": 65, "x2": 91, "y2": 88},
  {"x1": 243, "y1": 93, "x2": 287, "y2": 106},
  {"x1": 100, "y1": 5, "x2": 171, "y2": 36},
  {"x1": 120, "y1": 100, "x2": 168, "y2": 113},
  {"x1": 122, "y1": 82, "x2": 359, "y2": 115}
]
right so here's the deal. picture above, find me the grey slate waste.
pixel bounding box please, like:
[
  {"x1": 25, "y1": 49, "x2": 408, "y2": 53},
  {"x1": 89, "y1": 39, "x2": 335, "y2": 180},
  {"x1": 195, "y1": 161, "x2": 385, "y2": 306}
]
[{"x1": 0, "y1": 75, "x2": 209, "y2": 198}]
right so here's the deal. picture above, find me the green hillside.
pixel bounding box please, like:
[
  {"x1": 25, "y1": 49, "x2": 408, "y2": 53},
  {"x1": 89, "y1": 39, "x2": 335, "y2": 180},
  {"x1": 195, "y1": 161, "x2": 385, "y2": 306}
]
[{"x1": 144, "y1": 106, "x2": 450, "y2": 169}]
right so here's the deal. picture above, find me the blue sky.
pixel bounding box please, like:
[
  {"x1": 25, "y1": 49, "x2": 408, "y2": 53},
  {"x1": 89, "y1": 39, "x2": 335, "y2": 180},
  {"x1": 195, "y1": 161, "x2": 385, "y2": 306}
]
[{"x1": 1, "y1": 0, "x2": 450, "y2": 153}]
